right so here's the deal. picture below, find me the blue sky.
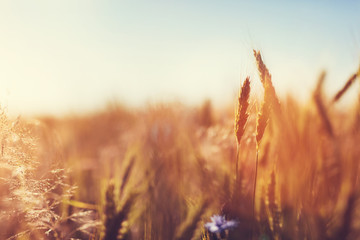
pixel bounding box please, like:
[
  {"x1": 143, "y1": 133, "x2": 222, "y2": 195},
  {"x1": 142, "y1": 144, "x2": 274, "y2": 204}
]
[{"x1": 0, "y1": 1, "x2": 359, "y2": 115}]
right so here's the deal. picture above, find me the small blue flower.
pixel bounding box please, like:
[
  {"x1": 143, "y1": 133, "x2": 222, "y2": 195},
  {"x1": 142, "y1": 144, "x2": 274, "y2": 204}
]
[{"x1": 204, "y1": 215, "x2": 238, "y2": 233}]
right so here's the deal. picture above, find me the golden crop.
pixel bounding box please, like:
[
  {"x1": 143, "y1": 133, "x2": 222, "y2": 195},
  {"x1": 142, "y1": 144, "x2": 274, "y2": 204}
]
[{"x1": 0, "y1": 51, "x2": 359, "y2": 240}]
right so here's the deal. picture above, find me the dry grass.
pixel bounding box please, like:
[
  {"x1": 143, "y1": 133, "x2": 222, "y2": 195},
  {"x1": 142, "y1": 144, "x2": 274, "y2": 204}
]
[{"x1": 0, "y1": 50, "x2": 360, "y2": 240}]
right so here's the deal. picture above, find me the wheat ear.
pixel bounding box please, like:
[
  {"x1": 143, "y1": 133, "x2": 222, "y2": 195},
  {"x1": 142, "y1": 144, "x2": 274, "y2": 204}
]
[
  {"x1": 253, "y1": 50, "x2": 281, "y2": 113},
  {"x1": 235, "y1": 76, "x2": 251, "y2": 144},
  {"x1": 314, "y1": 71, "x2": 334, "y2": 137},
  {"x1": 332, "y1": 68, "x2": 359, "y2": 103}
]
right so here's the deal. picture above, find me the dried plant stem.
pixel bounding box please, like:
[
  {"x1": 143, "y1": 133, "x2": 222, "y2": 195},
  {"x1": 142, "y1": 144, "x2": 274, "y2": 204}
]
[
  {"x1": 251, "y1": 148, "x2": 260, "y2": 240},
  {"x1": 235, "y1": 144, "x2": 240, "y2": 184}
]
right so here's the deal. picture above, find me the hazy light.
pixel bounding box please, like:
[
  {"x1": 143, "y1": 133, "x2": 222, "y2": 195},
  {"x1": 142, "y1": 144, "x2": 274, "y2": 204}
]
[{"x1": 0, "y1": 1, "x2": 359, "y2": 116}]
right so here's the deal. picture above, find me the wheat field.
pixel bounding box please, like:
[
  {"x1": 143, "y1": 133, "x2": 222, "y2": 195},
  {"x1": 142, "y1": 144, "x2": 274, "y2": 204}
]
[{"x1": 0, "y1": 51, "x2": 360, "y2": 240}]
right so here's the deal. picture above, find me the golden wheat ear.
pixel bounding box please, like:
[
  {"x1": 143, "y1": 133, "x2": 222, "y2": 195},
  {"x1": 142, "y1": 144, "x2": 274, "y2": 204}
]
[
  {"x1": 253, "y1": 50, "x2": 281, "y2": 113},
  {"x1": 332, "y1": 67, "x2": 359, "y2": 103},
  {"x1": 235, "y1": 76, "x2": 251, "y2": 144},
  {"x1": 256, "y1": 86, "x2": 271, "y2": 147},
  {"x1": 253, "y1": 50, "x2": 269, "y2": 85},
  {"x1": 313, "y1": 71, "x2": 334, "y2": 137}
]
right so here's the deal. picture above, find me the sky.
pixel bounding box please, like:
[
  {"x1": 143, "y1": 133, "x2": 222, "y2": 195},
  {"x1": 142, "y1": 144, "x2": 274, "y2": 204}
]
[{"x1": 0, "y1": 1, "x2": 359, "y2": 116}]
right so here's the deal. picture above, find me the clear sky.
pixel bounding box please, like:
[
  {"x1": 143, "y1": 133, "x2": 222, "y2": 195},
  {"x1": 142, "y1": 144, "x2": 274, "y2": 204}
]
[{"x1": 0, "y1": 1, "x2": 359, "y2": 116}]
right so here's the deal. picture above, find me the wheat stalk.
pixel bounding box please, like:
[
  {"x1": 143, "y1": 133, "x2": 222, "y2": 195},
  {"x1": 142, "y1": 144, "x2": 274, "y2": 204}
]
[
  {"x1": 234, "y1": 77, "x2": 251, "y2": 183},
  {"x1": 266, "y1": 169, "x2": 282, "y2": 239},
  {"x1": 253, "y1": 51, "x2": 275, "y2": 224}
]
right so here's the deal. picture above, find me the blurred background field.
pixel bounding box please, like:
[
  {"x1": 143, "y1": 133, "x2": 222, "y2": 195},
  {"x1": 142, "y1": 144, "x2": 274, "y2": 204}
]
[{"x1": 1, "y1": 56, "x2": 360, "y2": 239}]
